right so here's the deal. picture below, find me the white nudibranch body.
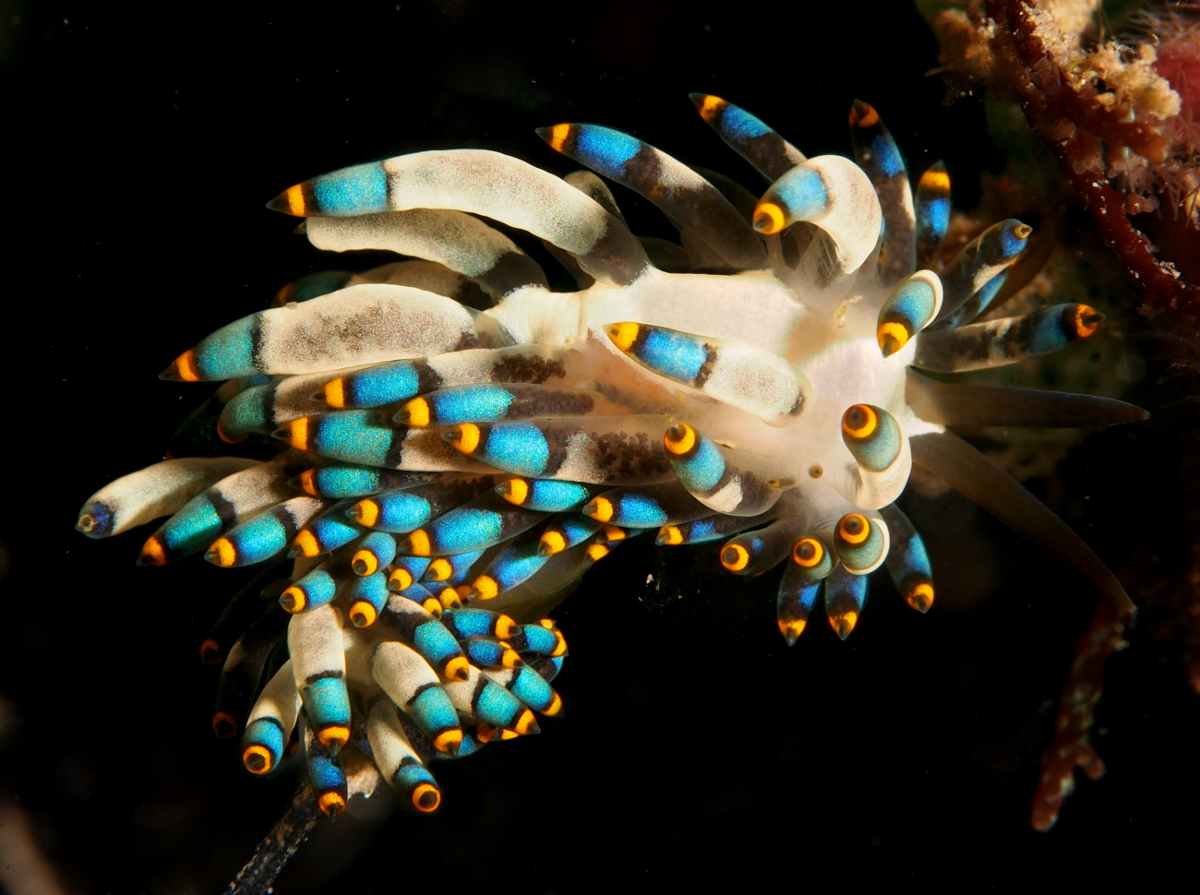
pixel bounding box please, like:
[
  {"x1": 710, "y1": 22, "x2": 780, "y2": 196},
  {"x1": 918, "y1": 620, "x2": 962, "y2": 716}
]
[{"x1": 77, "y1": 95, "x2": 1142, "y2": 820}]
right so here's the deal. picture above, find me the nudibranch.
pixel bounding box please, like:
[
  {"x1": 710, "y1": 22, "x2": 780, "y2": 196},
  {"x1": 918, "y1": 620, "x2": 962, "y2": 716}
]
[{"x1": 76, "y1": 95, "x2": 1144, "y2": 819}]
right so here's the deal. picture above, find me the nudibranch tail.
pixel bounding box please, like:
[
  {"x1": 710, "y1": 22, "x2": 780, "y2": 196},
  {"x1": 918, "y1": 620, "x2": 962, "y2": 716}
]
[{"x1": 78, "y1": 94, "x2": 1141, "y2": 821}]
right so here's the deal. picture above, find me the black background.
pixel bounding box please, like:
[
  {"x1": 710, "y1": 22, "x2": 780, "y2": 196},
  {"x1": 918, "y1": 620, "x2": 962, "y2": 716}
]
[{"x1": 2, "y1": 1, "x2": 1195, "y2": 892}]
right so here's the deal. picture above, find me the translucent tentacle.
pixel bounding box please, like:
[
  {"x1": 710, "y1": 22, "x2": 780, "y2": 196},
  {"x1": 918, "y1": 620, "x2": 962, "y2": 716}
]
[
  {"x1": 838, "y1": 403, "x2": 912, "y2": 510},
  {"x1": 824, "y1": 565, "x2": 869, "y2": 639},
  {"x1": 76, "y1": 457, "x2": 258, "y2": 539},
  {"x1": 914, "y1": 161, "x2": 950, "y2": 266},
  {"x1": 397, "y1": 493, "x2": 546, "y2": 557},
  {"x1": 274, "y1": 411, "x2": 492, "y2": 473},
  {"x1": 914, "y1": 304, "x2": 1104, "y2": 373},
  {"x1": 932, "y1": 219, "x2": 1031, "y2": 327},
  {"x1": 397, "y1": 383, "x2": 623, "y2": 428},
  {"x1": 206, "y1": 496, "x2": 328, "y2": 568},
  {"x1": 848, "y1": 100, "x2": 916, "y2": 286},
  {"x1": 288, "y1": 605, "x2": 352, "y2": 754},
  {"x1": 318, "y1": 345, "x2": 573, "y2": 411},
  {"x1": 753, "y1": 156, "x2": 884, "y2": 290},
  {"x1": 663, "y1": 423, "x2": 783, "y2": 516},
  {"x1": 213, "y1": 604, "x2": 287, "y2": 739},
  {"x1": 268, "y1": 150, "x2": 650, "y2": 286},
  {"x1": 495, "y1": 477, "x2": 597, "y2": 513},
  {"x1": 538, "y1": 123, "x2": 768, "y2": 271},
  {"x1": 879, "y1": 505, "x2": 934, "y2": 612},
  {"x1": 162, "y1": 284, "x2": 503, "y2": 381},
  {"x1": 366, "y1": 700, "x2": 442, "y2": 812},
  {"x1": 876, "y1": 270, "x2": 943, "y2": 359},
  {"x1": 443, "y1": 416, "x2": 675, "y2": 484},
  {"x1": 305, "y1": 210, "x2": 549, "y2": 303},
  {"x1": 606, "y1": 322, "x2": 809, "y2": 426},
  {"x1": 348, "y1": 477, "x2": 493, "y2": 534},
  {"x1": 691, "y1": 93, "x2": 806, "y2": 182},
  {"x1": 906, "y1": 370, "x2": 1149, "y2": 428},
  {"x1": 370, "y1": 639, "x2": 463, "y2": 755},
  {"x1": 909, "y1": 430, "x2": 1134, "y2": 614},
  {"x1": 241, "y1": 659, "x2": 301, "y2": 775},
  {"x1": 137, "y1": 454, "x2": 304, "y2": 566},
  {"x1": 583, "y1": 482, "x2": 710, "y2": 529}
]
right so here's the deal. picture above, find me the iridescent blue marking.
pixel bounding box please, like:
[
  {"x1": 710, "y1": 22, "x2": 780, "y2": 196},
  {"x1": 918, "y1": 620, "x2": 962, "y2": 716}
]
[
  {"x1": 431, "y1": 385, "x2": 514, "y2": 424},
  {"x1": 358, "y1": 530, "x2": 398, "y2": 570},
  {"x1": 427, "y1": 508, "x2": 504, "y2": 554},
  {"x1": 923, "y1": 198, "x2": 950, "y2": 240},
  {"x1": 423, "y1": 550, "x2": 485, "y2": 583},
  {"x1": 480, "y1": 424, "x2": 550, "y2": 475},
  {"x1": 883, "y1": 276, "x2": 938, "y2": 330},
  {"x1": 221, "y1": 384, "x2": 272, "y2": 438},
  {"x1": 293, "y1": 568, "x2": 339, "y2": 609},
  {"x1": 503, "y1": 479, "x2": 591, "y2": 512},
  {"x1": 999, "y1": 220, "x2": 1030, "y2": 258},
  {"x1": 304, "y1": 677, "x2": 351, "y2": 727},
  {"x1": 574, "y1": 125, "x2": 642, "y2": 177},
  {"x1": 348, "y1": 362, "x2": 422, "y2": 407},
  {"x1": 671, "y1": 432, "x2": 726, "y2": 493},
  {"x1": 370, "y1": 492, "x2": 433, "y2": 532},
  {"x1": 474, "y1": 680, "x2": 523, "y2": 727},
  {"x1": 159, "y1": 500, "x2": 223, "y2": 553},
  {"x1": 193, "y1": 317, "x2": 256, "y2": 381},
  {"x1": 304, "y1": 515, "x2": 362, "y2": 553},
  {"x1": 509, "y1": 667, "x2": 553, "y2": 709},
  {"x1": 826, "y1": 566, "x2": 869, "y2": 610},
  {"x1": 610, "y1": 492, "x2": 669, "y2": 528},
  {"x1": 892, "y1": 530, "x2": 932, "y2": 581},
  {"x1": 410, "y1": 685, "x2": 459, "y2": 732},
  {"x1": 441, "y1": 608, "x2": 498, "y2": 639},
  {"x1": 772, "y1": 167, "x2": 827, "y2": 221},
  {"x1": 515, "y1": 624, "x2": 558, "y2": 656},
  {"x1": 972, "y1": 271, "x2": 1009, "y2": 318},
  {"x1": 395, "y1": 580, "x2": 435, "y2": 605},
  {"x1": 719, "y1": 104, "x2": 771, "y2": 142},
  {"x1": 243, "y1": 718, "x2": 285, "y2": 765},
  {"x1": 871, "y1": 135, "x2": 905, "y2": 177},
  {"x1": 224, "y1": 513, "x2": 289, "y2": 565},
  {"x1": 349, "y1": 572, "x2": 389, "y2": 615},
  {"x1": 1028, "y1": 308, "x2": 1073, "y2": 354},
  {"x1": 311, "y1": 162, "x2": 388, "y2": 215},
  {"x1": 412, "y1": 622, "x2": 462, "y2": 669},
  {"x1": 392, "y1": 557, "x2": 433, "y2": 586},
  {"x1": 552, "y1": 514, "x2": 601, "y2": 548},
  {"x1": 638, "y1": 328, "x2": 709, "y2": 383},
  {"x1": 306, "y1": 750, "x2": 345, "y2": 790},
  {"x1": 312, "y1": 412, "x2": 394, "y2": 466},
  {"x1": 394, "y1": 760, "x2": 437, "y2": 794},
  {"x1": 483, "y1": 545, "x2": 548, "y2": 590}
]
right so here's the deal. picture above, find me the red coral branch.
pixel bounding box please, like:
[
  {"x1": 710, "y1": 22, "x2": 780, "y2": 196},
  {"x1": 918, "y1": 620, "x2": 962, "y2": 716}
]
[
  {"x1": 1029, "y1": 598, "x2": 1127, "y2": 831},
  {"x1": 989, "y1": 0, "x2": 1200, "y2": 315}
]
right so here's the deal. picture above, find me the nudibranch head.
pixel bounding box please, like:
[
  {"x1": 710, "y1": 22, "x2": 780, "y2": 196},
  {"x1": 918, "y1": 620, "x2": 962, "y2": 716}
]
[{"x1": 77, "y1": 95, "x2": 1141, "y2": 820}]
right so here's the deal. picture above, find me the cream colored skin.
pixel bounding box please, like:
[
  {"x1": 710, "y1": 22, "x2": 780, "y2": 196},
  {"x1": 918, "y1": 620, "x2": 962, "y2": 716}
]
[{"x1": 481, "y1": 156, "x2": 944, "y2": 515}]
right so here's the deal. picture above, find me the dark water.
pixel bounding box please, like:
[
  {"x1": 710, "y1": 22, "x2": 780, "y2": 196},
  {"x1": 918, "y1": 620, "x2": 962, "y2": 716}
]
[{"x1": 2, "y1": 2, "x2": 1195, "y2": 891}]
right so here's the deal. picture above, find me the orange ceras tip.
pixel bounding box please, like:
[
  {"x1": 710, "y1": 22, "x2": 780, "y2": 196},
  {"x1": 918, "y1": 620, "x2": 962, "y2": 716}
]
[
  {"x1": 242, "y1": 745, "x2": 274, "y2": 775},
  {"x1": 752, "y1": 201, "x2": 785, "y2": 235},
  {"x1": 212, "y1": 712, "x2": 238, "y2": 738},
  {"x1": 135, "y1": 535, "x2": 168, "y2": 567},
  {"x1": 160, "y1": 349, "x2": 202, "y2": 382},
  {"x1": 318, "y1": 792, "x2": 345, "y2": 819},
  {"x1": 907, "y1": 583, "x2": 935, "y2": 613},
  {"x1": 445, "y1": 656, "x2": 470, "y2": 682},
  {"x1": 830, "y1": 611, "x2": 858, "y2": 641},
  {"x1": 412, "y1": 783, "x2": 441, "y2": 813},
  {"x1": 433, "y1": 729, "x2": 463, "y2": 755},
  {"x1": 778, "y1": 619, "x2": 806, "y2": 646},
  {"x1": 199, "y1": 638, "x2": 224, "y2": 665},
  {"x1": 318, "y1": 726, "x2": 350, "y2": 752}
]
